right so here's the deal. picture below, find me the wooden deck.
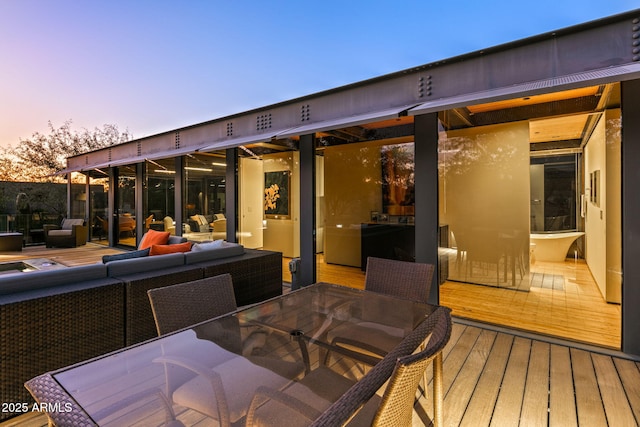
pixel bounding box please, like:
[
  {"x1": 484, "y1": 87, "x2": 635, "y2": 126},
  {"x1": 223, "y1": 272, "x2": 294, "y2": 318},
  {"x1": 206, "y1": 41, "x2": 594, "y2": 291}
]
[
  {"x1": 0, "y1": 242, "x2": 123, "y2": 267},
  {"x1": 2, "y1": 246, "x2": 638, "y2": 426},
  {"x1": 5, "y1": 320, "x2": 639, "y2": 426},
  {"x1": 418, "y1": 321, "x2": 640, "y2": 427}
]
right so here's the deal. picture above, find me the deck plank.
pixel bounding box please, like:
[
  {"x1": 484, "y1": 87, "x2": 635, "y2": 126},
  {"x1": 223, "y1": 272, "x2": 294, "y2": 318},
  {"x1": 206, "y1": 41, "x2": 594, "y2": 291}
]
[
  {"x1": 520, "y1": 340, "x2": 550, "y2": 427},
  {"x1": 613, "y1": 358, "x2": 640, "y2": 424},
  {"x1": 459, "y1": 332, "x2": 512, "y2": 427},
  {"x1": 441, "y1": 325, "x2": 481, "y2": 393},
  {"x1": 571, "y1": 348, "x2": 608, "y2": 427},
  {"x1": 592, "y1": 353, "x2": 637, "y2": 426},
  {"x1": 549, "y1": 344, "x2": 577, "y2": 427},
  {"x1": 490, "y1": 336, "x2": 531, "y2": 426},
  {"x1": 445, "y1": 329, "x2": 497, "y2": 426}
]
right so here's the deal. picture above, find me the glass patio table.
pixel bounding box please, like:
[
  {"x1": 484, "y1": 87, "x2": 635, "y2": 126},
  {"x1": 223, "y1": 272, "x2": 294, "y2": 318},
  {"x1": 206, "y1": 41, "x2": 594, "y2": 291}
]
[{"x1": 25, "y1": 282, "x2": 437, "y2": 426}]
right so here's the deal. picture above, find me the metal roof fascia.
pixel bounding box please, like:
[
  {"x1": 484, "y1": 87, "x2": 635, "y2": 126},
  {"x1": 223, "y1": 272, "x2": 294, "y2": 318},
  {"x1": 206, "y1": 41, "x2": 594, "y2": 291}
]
[
  {"x1": 276, "y1": 104, "x2": 419, "y2": 139},
  {"x1": 75, "y1": 146, "x2": 209, "y2": 171},
  {"x1": 198, "y1": 131, "x2": 295, "y2": 152},
  {"x1": 80, "y1": 160, "x2": 111, "y2": 171},
  {"x1": 408, "y1": 63, "x2": 640, "y2": 115}
]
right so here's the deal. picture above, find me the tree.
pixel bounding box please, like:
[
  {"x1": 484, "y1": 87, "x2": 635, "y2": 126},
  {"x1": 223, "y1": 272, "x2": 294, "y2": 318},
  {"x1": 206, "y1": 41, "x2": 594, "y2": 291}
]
[{"x1": 1, "y1": 121, "x2": 132, "y2": 182}]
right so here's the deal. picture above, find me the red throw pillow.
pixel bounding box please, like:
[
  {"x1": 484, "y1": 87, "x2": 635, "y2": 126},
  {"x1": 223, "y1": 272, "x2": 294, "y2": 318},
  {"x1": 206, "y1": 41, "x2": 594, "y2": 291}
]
[
  {"x1": 138, "y1": 229, "x2": 170, "y2": 250},
  {"x1": 149, "y1": 242, "x2": 192, "y2": 256}
]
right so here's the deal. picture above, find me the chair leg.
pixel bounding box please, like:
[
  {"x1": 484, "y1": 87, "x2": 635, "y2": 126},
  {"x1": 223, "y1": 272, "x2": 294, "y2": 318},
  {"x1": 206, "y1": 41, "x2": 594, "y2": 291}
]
[{"x1": 433, "y1": 352, "x2": 444, "y2": 427}]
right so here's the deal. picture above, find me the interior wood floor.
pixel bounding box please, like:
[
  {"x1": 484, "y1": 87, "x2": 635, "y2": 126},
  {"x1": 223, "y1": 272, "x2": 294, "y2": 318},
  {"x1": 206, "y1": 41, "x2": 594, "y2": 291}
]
[{"x1": 286, "y1": 254, "x2": 622, "y2": 350}]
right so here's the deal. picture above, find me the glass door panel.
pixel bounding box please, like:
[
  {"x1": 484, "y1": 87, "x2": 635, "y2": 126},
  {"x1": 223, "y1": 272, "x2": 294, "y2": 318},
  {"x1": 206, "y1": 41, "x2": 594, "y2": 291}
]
[{"x1": 440, "y1": 121, "x2": 531, "y2": 290}]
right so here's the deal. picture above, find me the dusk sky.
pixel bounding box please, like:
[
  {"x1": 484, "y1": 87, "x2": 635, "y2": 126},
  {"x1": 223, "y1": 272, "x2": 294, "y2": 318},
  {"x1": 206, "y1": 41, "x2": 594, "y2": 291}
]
[{"x1": 0, "y1": 1, "x2": 637, "y2": 149}]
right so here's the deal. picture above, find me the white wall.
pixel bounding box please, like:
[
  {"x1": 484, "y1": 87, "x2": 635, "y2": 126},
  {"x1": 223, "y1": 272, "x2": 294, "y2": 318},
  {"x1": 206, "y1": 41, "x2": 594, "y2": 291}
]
[
  {"x1": 261, "y1": 152, "x2": 299, "y2": 258},
  {"x1": 240, "y1": 152, "x2": 325, "y2": 258},
  {"x1": 239, "y1": 158, "x2": 264, "y2": 249},
  {"x1": 585, "y1": 115, "x2": 607, "y2": 298},
  {"x1": 316, "y1": 155, "x2": 325, "y2": 253},
  {"x1": 585, "y1": 109, "x2": 622, "y2": 303}
]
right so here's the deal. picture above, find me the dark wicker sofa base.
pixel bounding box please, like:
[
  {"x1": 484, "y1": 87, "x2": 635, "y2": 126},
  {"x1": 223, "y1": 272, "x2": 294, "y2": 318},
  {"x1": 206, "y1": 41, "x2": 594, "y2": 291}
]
[{"x1": 0, "y1": 248, "x2": 282, "y2": 421}]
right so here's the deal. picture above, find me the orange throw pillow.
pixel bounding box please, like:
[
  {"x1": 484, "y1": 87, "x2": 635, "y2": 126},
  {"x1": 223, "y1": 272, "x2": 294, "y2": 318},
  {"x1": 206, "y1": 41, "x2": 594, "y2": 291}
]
[
  {"x1": 139, "y1": 229, "x2": 170, "y2": 250},
  {"x1": 149, "y1": 242, "x2": 192, "y2": 256}
]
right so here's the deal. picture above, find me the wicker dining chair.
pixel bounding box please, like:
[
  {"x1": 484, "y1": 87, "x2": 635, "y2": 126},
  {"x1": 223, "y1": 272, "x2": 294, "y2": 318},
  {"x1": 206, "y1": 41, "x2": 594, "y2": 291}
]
[
  {"x1": 148, "y1": 274, "x2": 306, "y2": 426},
  {"x1": 364, "y1": 256, "x2": 434, "y2": 303},
  {"x1": 325, "y1": 257, "x2": 435, "y2": 365},
  {"x1": 349, "y1": 306, "x2": 452, "y2": 427},
  {"x1": 246, "y1": 306, "x2": 452, "y2": 427},
  {"x1": 147, "y1": 274, "x2": 238, "y2": 335}
]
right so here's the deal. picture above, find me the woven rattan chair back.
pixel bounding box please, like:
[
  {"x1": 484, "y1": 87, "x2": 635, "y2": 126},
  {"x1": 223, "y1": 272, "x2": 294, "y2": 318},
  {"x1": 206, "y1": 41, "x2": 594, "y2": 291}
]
[
  {"x1": 371, "y1": 306, "x2": 452, "y2": 427},
  {"x1": 147, "y1": 273, "x2": 237, "y2": 336},
  {"x1": 309, "y1": 306, "x2": 451, "y2": 427},
  {"x1": 364, "y1": 257, "x2": 434, "y2": 303}
]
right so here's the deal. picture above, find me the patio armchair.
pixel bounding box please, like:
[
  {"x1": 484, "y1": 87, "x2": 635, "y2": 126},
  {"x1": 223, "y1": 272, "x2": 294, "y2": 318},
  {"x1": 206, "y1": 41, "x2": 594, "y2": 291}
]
[
  {"x1": 163, "y1": 216, "x2": 176, "y2": 235},
  {"x1": 44, "y1": 218, "x2": 87, "y2": 248},
  {"x1": 118, "y1": 214, "x2": 136, "y2": 236},
  {"x1": 144, "y1": 214, "x2": 154, "y2": 231}
]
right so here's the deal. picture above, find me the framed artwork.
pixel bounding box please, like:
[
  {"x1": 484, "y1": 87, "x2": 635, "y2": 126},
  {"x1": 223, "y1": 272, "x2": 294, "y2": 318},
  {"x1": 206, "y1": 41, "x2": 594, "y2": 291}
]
[{"x1": 264, "y1": 170, "x2": 290, "y2": 219}]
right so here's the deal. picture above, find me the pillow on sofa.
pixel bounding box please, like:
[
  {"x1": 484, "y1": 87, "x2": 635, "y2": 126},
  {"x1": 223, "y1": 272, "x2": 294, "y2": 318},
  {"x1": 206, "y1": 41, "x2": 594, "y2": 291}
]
[
  {"x1": 150, "y1": 242, "x2": 192, "y2": 256},
  {"x1": 191, "y1": 239, "x2": 224, "y2": 252},
  {"x1": 139, "y1": 229, "x2": 170, "y2": 250},
  {"x1": 167, "y1": 235, "x2": 188, "y2": 245},
  {"x1": 102, "y1": 248, "x2": 150, "y2": 263}
]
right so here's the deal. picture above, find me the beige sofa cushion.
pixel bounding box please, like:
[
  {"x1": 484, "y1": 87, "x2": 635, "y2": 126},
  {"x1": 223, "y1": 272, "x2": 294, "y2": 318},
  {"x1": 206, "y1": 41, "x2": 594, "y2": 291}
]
[
  {"x1": 212, "y1": 219, "x2": 226, "y2": 232},
  {"x1": 48, "y1": 229, "x2": 73, "y2": 236}
]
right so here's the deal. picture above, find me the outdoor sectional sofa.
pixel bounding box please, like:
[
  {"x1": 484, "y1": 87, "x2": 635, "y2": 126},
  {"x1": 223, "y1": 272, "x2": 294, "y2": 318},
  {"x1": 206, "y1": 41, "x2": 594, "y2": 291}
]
[{"x1": 0, "y1": 242, "x2": 282, "y2": 421}]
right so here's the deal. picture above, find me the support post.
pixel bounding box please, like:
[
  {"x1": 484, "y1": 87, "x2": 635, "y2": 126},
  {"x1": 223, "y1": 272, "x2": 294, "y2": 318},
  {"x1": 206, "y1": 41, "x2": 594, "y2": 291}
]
[
  {"x1": 414, "y1": 113, "x2": 440, "y2": 305},
  {"x1": 299, "y1": 134, "x2": 317, "y2": 287}
]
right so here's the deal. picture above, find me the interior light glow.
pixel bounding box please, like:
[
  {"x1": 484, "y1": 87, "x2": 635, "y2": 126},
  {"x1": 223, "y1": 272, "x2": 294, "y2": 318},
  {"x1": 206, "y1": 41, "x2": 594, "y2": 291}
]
[
  {"x1": 212, "y1": 162, "x2": 227, "y2": 167},
  {"x1": 185, "y1": 167, "x2": 213, "y2": 172},
  {"x1": 154, "y1": 169, "x2": 176, "y2": 174}
]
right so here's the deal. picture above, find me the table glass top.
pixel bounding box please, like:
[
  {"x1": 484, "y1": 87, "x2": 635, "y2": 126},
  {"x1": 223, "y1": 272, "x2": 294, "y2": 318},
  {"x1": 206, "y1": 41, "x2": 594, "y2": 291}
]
[{"x1": 54, "y1": 283, "x2": 435, "y2": 426}]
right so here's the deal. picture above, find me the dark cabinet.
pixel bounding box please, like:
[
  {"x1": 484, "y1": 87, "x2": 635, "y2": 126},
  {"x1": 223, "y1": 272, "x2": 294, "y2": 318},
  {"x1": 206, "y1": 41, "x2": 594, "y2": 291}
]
[{"x1": 360, "y1": 223, "x2": 449, "y2": 284}]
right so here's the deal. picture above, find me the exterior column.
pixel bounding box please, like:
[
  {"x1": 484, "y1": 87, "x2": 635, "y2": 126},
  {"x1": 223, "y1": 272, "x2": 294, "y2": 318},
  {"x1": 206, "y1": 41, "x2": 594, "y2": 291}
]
[
  {"x1": 621, "y1": 79, "x2": 640, "y2": 356},
  {"x1": 66, "y1": 175, "x2": 72, "y2": 218},
  {"x1": 226, "y1": 148, "x2": 238, "y2": 243},
  {"x1": 135, "y1": 163, "x2": 144, "y2": 243},
  {"x1": 414, "y1": 113, "x2": 440, "y2": 305},
  {"x1": 108, "y1": 167, "x2": 117, "y2": 246},
  {"x1": 299, "y1": 133, "x2": 317, "y2": 287},
  {"x1": 84, "y1": 173, "x2": 91, "y2": 242},
  {"x1": 174, "y1": 157, "x2": 184, "y2": 236}
]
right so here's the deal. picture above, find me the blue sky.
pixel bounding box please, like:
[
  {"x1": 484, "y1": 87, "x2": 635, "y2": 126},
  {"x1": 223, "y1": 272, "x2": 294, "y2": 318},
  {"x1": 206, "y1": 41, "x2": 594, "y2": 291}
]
[{"x1": 0, "y1": 1, "x2": 637, "y2": 149}]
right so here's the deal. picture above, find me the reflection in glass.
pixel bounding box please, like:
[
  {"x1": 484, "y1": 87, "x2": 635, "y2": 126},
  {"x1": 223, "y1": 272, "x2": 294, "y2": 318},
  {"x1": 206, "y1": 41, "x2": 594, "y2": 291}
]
[
  {"x1": 183, "y1": 153, "x2": 226, "y2": 241},
  {"x1": 116, "y1": 166, "x2": 136, "y2": 247},
  {"x1": 439, "y1": 121, "x2": 531, "y2": 290}
]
